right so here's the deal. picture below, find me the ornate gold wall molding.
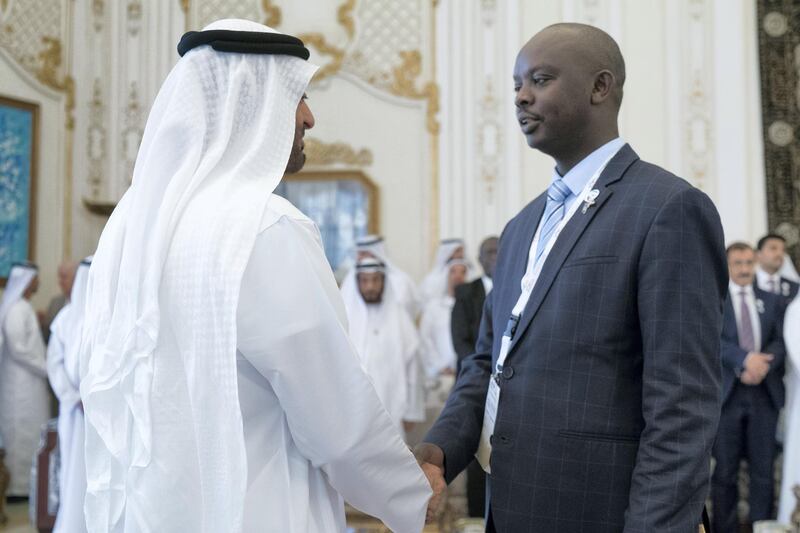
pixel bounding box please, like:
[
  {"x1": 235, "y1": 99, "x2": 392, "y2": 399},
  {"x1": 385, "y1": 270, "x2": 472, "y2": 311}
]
[
  {"x1": 290, "y1": 1, "x2": 356, "y2": 82},
  {"x1": 127, "y1": 0, "x2": 143, "y2": 37},
  {"x1": 262, "y1": 0, "x2": 281, "y2": 27},
  {"x1": 0, "y1": 0, "x2": 76, "y2": 257},
  {"x1": 389, "y1": 50, "x2": 439, "y2": 135},
  {"x1": 304, "y1": 138, "x2": 373, "y2": 167},
  {"x1": 87, "y1": 79, "x2": 106, "y2": 199}
]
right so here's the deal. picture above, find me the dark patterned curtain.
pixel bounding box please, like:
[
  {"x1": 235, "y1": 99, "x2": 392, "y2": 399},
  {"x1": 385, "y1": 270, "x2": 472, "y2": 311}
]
[{"x1": 757, "y1": 0, "x2": 800, "y2": 268}]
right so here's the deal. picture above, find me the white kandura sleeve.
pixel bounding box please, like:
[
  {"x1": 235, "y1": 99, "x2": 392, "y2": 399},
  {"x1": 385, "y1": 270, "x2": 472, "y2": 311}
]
[
  {"x1": 237, "y1": 216, "x2": 431, "y2": 533},
  {"x1": 46, "y1": 311, "x2": 81, "y2": 408}
]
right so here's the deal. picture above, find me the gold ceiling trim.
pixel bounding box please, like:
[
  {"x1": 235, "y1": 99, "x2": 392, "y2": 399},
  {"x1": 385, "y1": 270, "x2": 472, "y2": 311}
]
[
  {"x1": 262, "y1": 0, "x2": 281, "y2": 28},
  {"x1": 389, "y1": 50, "x2": 439, "y2": 135},
  {"x1": 338, "y1": 0, "x2": 356, "y2": 39},
  {"x1": 296, "y1": 0, "x2": 355, "y2": 83},
  {"x1": 304, "y1": 138, "x2": 373, "y2": 167},
  {"x1": 258, "y1": 0, "x2": 440, "y2": 252}
]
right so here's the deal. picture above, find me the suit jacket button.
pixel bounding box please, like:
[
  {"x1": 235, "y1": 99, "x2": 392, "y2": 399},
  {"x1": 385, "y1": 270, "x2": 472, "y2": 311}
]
[{"x1": 502, "y1": 366, "x2": 514, "y2": 379}]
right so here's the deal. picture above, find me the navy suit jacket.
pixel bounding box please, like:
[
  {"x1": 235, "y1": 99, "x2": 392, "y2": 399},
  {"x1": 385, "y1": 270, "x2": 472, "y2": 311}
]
[
  {"x1": 720, "y1": 286, "x2": 785, "y2": 409},
  {"x1": 451, "y1": 278, "x2": 487, "y2": 366},
  {"x1": 424, "y1": 145, "x2": 728, "y2": 533},
  {"x1": 776, "y1": 277, "x2": 798, "y2": 309}
]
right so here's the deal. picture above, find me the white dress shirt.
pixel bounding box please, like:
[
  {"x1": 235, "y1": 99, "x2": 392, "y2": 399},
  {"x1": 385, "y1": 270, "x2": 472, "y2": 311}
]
[
  {"x1": 755, "y1": 267, "x2": 782, "y2": 295},
  {"x1": 729, "y1": 281, "x2": 762, "y2": 352},
  {"x1": 481, "y1": 275, "x2": 493, "y2": 295}
]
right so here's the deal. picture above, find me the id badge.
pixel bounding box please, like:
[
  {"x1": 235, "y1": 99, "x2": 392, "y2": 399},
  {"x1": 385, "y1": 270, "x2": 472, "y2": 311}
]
[{"x1": 476, "y1": 376, "x2": 501, "y2": 473}]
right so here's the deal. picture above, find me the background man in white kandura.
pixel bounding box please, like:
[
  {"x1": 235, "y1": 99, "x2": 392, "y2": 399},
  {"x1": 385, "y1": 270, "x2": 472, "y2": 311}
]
[
  {"x1": 0, "y1": 262, "x2": 49, "y2": 498},
  {"x1": 47, "y1": 257, "x2": 91, "y2": 533},
  {"x1": 342, "y1": 257, "x2": 425, "y2": 438},
  {"x1": 79, "y1": 19, "x2": 438, "y2": 533}
]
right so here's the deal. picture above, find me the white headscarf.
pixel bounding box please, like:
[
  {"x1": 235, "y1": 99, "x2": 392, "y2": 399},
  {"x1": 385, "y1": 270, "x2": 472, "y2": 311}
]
[
  {"x1": 343, "y1": 235, "x2": 420, "y2": 316},
  {"x1": 0, "y1": 263, "x2": 38, "y2": 347},
  {"x1": 419, "y1": 238, "x2": 468, "y2": 300},
  {"x1": 780, "y1": 253, "x2": 800, "y2": 283},
  {"x1": 79, "y1": 19, "x2": 316, "y2": 532},
  {"x1": 50, "y1": 257, "x2": 91, "y2": 389},
  {"x1": 0, "y1": 263, "x2": 37, "y2": 322},
  {"x1": 341, "y1": 258, "x2": 390, "y2": 355}
]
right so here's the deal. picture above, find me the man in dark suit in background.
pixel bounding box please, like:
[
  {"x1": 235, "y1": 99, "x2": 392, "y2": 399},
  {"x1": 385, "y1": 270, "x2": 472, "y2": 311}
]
[
  {"x1": 414, "y1": 22, "x2": 728, "y2": 532},
  {"x1": 452, "y1": 236, "x2": 499, "y2": 371},
  {"x1": 713, "y1": 242, "x2": 785, "y2": 532},
  {"x1": 450, "y1": 235, "x2": 498, "y2": 518},
  {"x1": 755, "y1": 233, "x2": 799, "y2": 308}
]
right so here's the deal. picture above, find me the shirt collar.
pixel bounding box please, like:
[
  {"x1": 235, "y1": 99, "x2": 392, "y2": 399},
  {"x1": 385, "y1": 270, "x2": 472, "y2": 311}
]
[
  {"x1": 729, "y1": 280, "x2": 755, "y2": 297},
  {"x1": 755, "y1": 267, "x2": 779, "y2": 284},
  {"x1": 552, "y1": 137, "x2": 626, "y2": 196}
]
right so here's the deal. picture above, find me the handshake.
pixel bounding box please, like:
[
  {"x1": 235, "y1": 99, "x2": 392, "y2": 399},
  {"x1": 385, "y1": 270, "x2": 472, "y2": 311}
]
[{"x1": 413, "y1": 442, "x2": 448, "y2": 523}]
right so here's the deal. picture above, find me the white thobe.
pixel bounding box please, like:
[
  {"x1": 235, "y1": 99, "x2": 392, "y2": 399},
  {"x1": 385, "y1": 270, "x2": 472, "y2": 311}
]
[
  {"x1": 348, "y1": 303, "x2": 424, "y2": 432},
  {"x1": 47, "y1": 309, "x2": 87, "y2": 533},
  {"x1": 0, "y1": 299, "x2": 50, "y2": 496},
  {"x1": 419, "y1": 296, "x2": 458, "y2": 379},
  {"x1": 235, "y1": 196, "x2": 431, "y2": 533},
  {"x1": 779, "y1": 298, "x2": 800, "y2": 523}
]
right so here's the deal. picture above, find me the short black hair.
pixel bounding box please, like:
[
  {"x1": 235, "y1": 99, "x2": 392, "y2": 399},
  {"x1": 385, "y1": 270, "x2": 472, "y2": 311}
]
[
  {"x1": 756, "y1": 233, "x2": 786, "y2": 251},
  {"x1": 726, "y1": 241, "x2": 753, "y2": 255}
]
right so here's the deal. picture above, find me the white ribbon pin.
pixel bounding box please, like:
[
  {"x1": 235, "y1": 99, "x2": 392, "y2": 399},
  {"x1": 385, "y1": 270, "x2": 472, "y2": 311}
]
[{"x1": 581, "y1": 189, "x2": 600, "y2": 214}]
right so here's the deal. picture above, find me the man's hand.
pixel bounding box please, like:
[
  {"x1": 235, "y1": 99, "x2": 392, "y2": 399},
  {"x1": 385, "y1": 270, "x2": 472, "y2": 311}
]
[
  {"x1": 740, "y1": 369, "x2": 760, "y2": 385},
  {"x1": 403, "y1": 421, "x2": 415, "y2": 433},
  {"x1": 742, "y1": 352, "x2": 773, "y2": 383},
  {"x1": 413, "y1": 443, "x2": 446, "y2": 523}
]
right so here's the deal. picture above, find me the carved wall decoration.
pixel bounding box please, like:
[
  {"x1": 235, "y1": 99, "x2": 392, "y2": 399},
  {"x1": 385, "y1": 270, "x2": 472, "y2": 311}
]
[
  {"x1": 87, "y1": 79, "x2": 106, "y2": 199},
  {"x1": 92, "y1": 0, "x2": 104, "y2": 32},
  {"x1": 121, "y1": 82, "x2": 143, "y2": 186},
  {"x1": 195, "y1": 0, "x2": 260, "y2": 32},
  {"x1": 304, "y1": 138, "x2": 373, "y2": 167},
  {"x1": 387, "y1": 50, "x2": 439, "y2": 135},
  {"x1": 477, "y1": 79, "x2": 501, "y2": 199},
  {"x1": 0, "y1": 0, "x2": 12, "y2": 22},
  {"x1": 127, "y1": 0, "x2": 143, "y2": 37},
  {"x1": 261, "y1": 0, "x2": 281, "y2": 27},
  {"x1": 0, "y1": 0, "x2": 64, "y2": 89},
  {"x1": 294, "y1": 0, "x2": 356, "y2": 83},
  {"x1": 758, "y1": 0, "x2": 800, "y2": 265},
  {"x1": 344, "y1": 0, "x2": 420, "y2": 88},
  {"x1": 683, "y1": 0, "x2": 713, "y2": 193}
]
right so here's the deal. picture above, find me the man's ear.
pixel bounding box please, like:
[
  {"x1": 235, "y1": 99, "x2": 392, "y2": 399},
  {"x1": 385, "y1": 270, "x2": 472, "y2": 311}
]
[{"x1": 590, "y1": 70, "x2": 615, "y2": 105}]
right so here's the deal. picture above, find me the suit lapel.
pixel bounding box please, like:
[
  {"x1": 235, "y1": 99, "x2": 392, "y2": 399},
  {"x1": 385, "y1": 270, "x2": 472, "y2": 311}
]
[
  {"x1": 753, "y1": 288, "x2": 768, "y2": 350},
  {"x1": 507, "y1": 145, "x2": 639, "y2": 356},
  {"x1": 499, "y1": 195, "x2": 546, "y2": 322},
  {"x1": 724, "y1": 293, "x2": 739, "y2": 347}
]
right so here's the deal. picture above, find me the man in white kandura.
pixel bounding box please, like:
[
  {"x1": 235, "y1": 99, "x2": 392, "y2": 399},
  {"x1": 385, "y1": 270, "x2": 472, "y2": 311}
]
[
  {"x1": 342, "y1": 235, "x2": 420, "y2": 318},
  {"x1": 418, "y1": 258, "x2": 469, "y2": 413},
  {"x1": 780, "y1": 296, "x2": 800, "y2": 524},
  {"x1": 0, "y1": 262, "x2": 49, "y2": 497},
  {"x1": 47, "y1": 257, "x2": 91, "y2": 533},
  {"x1": 418, "y1": 238, "x2": 467, "y2": 302},
  {"x1": 79, "y1": 19, "x2": 437, "y2": 533},
  {"x1": 341, "y1": 257, "x2": 425, "y2": 437}
]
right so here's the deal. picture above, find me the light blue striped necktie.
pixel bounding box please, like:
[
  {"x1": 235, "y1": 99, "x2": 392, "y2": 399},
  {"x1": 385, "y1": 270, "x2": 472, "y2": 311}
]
[{"x1": 534, "y1": 178, "x2": 572, "y2": 264}]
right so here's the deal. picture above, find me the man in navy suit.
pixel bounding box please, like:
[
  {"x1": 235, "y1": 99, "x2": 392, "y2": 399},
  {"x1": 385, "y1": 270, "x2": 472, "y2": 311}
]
[
  {"x1": 414, "y1": 22, "x2": 728, "y2": 532},
  {"x1": 713, "y1": 242, "x2": 785, "y2": 532},
  {"x1": 755, "y1": 233, "x2": 799, "y2": 308}
]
